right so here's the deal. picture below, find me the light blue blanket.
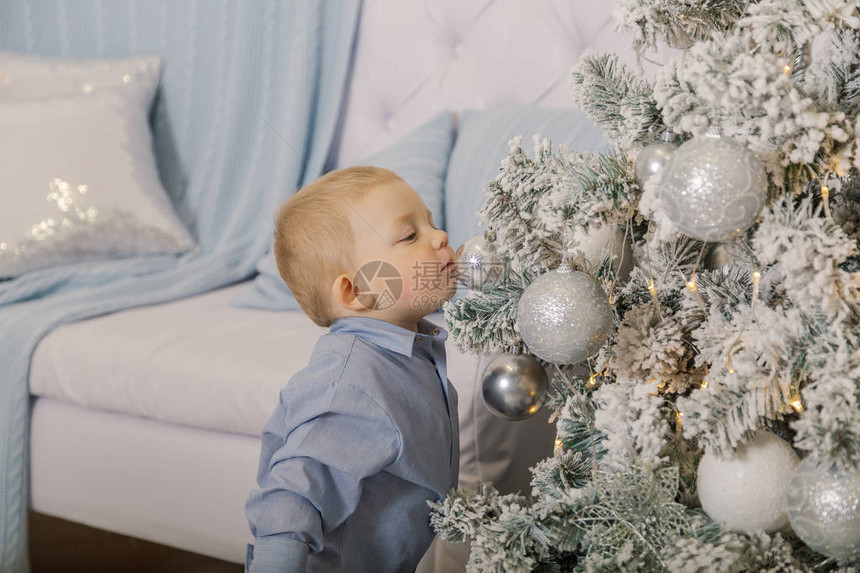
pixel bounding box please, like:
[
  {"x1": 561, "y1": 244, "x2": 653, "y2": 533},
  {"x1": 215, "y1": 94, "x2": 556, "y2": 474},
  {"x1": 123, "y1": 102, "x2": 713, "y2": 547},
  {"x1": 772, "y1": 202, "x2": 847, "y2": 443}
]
[{"x1": 0, "y1": 1, "x2": 360, "y2": 570}]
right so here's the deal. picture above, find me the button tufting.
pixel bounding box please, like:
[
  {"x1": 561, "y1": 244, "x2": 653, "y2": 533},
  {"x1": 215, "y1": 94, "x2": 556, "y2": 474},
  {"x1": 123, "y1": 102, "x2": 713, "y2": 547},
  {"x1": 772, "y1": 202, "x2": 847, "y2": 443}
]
[
  {"x1": 333, "y1": 0, "x2": 650, "y2": 168},
  {"x1": 432, "y1": 328, "x2": 440, "y2": 335},
  {"x1": 416, "y1": 336, "x2": 423, "y2": 343}
]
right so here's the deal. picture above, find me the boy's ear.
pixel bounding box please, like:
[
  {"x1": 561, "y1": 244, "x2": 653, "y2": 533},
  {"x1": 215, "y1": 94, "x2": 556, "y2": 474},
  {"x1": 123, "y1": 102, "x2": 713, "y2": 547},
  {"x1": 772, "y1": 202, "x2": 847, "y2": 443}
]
[{"x1": 331, "y1": 273, "x2": 367, "y2": 313}]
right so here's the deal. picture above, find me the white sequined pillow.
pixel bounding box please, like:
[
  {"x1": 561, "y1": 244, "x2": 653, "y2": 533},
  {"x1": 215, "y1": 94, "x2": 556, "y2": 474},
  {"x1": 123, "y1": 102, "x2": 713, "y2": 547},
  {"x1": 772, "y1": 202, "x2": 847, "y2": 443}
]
[
  {"x1": 0, "y1": 53, "x2": 194, "y2": 278},
  {"x1": 0, "y1": 51, "x2": 160, "y2": 102}
]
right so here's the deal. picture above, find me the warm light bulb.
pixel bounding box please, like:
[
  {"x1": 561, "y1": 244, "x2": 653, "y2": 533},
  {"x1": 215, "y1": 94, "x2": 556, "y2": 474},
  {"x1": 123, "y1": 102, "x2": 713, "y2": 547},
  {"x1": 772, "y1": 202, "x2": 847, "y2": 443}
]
[
  {"x1": 783, "y1": 64, "x2": 792, "y2": 75},
  {"x1": 588, "y1": 374, "x2": 598, "y2": 387},
  {"x1": 791, "y1": 398, "x2": 803, "y2": 412},
  {"x1": 752, "y1": 270, "x2": 762, "y2": 304},
  {"x1": 554, "y1": 438, "x2": 563, "y2": 451},
  {"x1": 700, "y1": 380, "x2": 709, "y2": 389}
]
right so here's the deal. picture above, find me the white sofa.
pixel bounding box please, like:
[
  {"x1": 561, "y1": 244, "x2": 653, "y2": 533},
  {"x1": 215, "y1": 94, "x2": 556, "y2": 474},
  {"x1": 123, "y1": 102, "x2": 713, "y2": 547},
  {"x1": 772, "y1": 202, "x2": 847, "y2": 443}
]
[{"x1": 24, "y1": 0, "x2": 640, "y2": 569}]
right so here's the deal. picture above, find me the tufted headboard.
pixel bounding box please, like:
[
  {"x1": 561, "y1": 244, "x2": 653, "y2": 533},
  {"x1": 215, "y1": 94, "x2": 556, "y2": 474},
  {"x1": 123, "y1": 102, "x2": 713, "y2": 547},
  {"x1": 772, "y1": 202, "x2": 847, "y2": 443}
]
[{"x1": 333, "y1": 0, "x2": 643, "y2": 167}]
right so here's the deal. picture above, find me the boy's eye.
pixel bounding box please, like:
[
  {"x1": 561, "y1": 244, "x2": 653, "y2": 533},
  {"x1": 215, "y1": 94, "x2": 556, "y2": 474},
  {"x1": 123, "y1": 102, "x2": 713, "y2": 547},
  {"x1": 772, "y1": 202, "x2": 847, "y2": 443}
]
[{"x1": 402, "y1": 232, "x2": 417, "y2": 242}]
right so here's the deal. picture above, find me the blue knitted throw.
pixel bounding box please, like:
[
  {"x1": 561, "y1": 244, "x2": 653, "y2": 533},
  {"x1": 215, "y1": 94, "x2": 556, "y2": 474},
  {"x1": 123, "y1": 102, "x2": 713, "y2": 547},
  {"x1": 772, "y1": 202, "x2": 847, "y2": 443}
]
[{"x1": 0, "y1": 1, "x2": 360, "y2": 570}]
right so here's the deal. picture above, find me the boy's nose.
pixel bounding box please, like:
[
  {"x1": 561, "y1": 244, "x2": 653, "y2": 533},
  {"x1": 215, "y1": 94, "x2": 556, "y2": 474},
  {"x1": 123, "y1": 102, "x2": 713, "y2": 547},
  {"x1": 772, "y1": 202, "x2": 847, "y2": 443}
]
[{"x1": 432, "y1": 229, "x2": 449, "y2": 249}]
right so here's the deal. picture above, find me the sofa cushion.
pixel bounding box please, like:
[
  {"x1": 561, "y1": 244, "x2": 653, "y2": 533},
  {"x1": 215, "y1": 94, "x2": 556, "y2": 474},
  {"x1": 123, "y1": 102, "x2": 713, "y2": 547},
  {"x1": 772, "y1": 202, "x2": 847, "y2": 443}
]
[
  {"x1": 232, "y1": 110, "x2": 455, "y2": 311},
  {"x1": 29, "y1": 284, "x2": 327, "y2": 437},
  {"x1": 444, "y1": 105, "x2": 609, "y2": 250}
]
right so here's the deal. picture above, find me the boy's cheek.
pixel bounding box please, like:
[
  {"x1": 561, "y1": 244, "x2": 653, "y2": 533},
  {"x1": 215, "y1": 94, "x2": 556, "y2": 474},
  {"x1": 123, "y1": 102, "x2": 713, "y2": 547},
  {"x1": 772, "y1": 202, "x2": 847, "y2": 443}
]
[{"x1": 402, "y1": 279, "x2": 456, "y2": 314}]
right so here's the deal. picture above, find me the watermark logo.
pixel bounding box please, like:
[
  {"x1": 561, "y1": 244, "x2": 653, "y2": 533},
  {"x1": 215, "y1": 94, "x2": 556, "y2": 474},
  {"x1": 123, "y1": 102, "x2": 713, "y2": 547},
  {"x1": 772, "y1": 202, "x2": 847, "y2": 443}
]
[
  {"x1": 354, "y1": 260, "x2": 403, "y2": 311},
  {"x1": 354, "y1": 259, "x2": 509, "y2": 312}
]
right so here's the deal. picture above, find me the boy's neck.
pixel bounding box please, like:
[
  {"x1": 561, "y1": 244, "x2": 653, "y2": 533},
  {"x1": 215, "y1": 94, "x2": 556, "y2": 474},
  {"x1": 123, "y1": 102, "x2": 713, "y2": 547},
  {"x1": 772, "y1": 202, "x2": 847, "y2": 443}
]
[{"x1": 386, "y1": 317, "x2": 419, "y2": 333}]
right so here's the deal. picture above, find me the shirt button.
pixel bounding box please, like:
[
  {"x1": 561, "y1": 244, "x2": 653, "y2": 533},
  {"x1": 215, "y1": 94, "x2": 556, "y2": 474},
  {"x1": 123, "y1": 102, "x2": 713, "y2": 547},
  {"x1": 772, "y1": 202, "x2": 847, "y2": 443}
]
[
  {"x1": 432, "y1": 328, "x2": 440, "y2": 335},
  {"x1": 416, "y1": 336, "x2": 423, "y2": 343}
]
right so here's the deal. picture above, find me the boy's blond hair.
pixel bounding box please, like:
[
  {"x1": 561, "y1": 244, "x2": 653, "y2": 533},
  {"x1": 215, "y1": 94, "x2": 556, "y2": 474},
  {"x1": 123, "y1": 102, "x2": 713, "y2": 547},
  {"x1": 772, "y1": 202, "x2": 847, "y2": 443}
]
[{"x1": 274, "y1": 166, "x2": 404, "y2": 327}]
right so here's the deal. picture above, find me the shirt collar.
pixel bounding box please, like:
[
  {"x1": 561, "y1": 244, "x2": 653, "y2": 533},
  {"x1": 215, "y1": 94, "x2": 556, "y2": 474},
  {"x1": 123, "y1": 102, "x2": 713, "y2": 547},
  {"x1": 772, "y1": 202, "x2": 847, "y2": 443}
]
[{"x1": 329, "y1": 316, "x2": 448, "y2": 356}]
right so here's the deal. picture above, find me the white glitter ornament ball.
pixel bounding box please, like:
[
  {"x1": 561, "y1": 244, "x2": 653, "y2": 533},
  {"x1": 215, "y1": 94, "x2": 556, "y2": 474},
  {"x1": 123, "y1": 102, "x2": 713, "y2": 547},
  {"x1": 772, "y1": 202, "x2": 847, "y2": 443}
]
[
  {"x1": 697, "y1": 430, "x2": 799, "y2": 533},
  {"x1": 660, "y1": 135, "x2": 767, "y2": 243},
  {"x1": 456, "y1": 235, "x2": 504, "y2": 291},
  {"x1": 481, "y1": 354, "x2": 549, "y2": 420},
  {"x1": 634, "y1": 141, "x2": 676, "y2": 186},
  {"x1": 517, "y1": 269, "x2": 614, "y2": 365},
  {"x1": 787, "y1": 456, "x2": 860, "y2": 561}
]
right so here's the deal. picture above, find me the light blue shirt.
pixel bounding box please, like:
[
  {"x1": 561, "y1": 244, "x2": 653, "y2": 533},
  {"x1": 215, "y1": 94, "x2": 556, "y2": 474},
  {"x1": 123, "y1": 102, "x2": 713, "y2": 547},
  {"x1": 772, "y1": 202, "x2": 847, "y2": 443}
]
[{"x1": 245, "y1": 316, "x2": 459, "y2": 573}]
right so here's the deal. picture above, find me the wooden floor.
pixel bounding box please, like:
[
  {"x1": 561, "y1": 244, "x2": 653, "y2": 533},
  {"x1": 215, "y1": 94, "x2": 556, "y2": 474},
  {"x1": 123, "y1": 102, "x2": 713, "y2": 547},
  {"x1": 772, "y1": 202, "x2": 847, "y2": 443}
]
[{"x1": 29, "y1": 512, "x2": 244, "y2": 573}]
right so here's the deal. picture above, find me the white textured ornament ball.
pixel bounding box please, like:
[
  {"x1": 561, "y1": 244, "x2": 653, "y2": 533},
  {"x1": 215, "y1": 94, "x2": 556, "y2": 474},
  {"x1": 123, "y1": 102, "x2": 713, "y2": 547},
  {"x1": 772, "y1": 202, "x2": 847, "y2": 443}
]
[
  {"x1": 660, "y1": 135, "x2": 767, "y2": 243},
  {"x1": 634, "y1": 141, "x2": 676, "y2": 186},
  {"x1": 697, "y1": 431, "x2": 799, "y2": 533},
  {"x1": 481, "y1": 354, "x2": 549, "y2": 420},
  {"x1": 787, "y1": 456, "x2": 860, "y2": 561},
  {"x1": 571, "y1": 224, "x2": 634, "y2": 283},
  {"x1": 517, "y1": 269, "x2": 613, "y2": 365},
  {"x1": 456, "y1": 235, "x2": 504, "y2": 291}
]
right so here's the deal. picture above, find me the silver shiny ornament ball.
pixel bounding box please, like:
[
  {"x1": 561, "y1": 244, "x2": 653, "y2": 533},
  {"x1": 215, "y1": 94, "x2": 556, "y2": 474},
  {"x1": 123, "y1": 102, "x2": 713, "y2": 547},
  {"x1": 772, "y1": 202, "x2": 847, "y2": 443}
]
[
  {"x1": 481, "y1": 354, "x2": 549, "y2": 420},
  {"x1": 517, "y1": 269, "x2": 614, "y2": 365},
  {"x1": 634, "y1": 141, "x2": 676, "y2": 186},
  {"x1": 787, "y1": 456, "x2": 860, "y2": 561},
  {"x1": 697, "y1": 431, "x2": 799, "y2": 533},
  {"x1": 456, "y1": 235, "x2": 504, "y2": 291},
  {"x1": 660, "y1": 135, "x2": 767, "y2": 243}
]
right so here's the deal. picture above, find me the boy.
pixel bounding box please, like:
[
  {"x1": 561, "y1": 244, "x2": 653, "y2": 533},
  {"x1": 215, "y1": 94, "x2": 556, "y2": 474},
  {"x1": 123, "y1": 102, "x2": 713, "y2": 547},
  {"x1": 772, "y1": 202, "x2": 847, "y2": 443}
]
[{"x1": 245, "y1": 167, "x2": 460, "y2": 572}]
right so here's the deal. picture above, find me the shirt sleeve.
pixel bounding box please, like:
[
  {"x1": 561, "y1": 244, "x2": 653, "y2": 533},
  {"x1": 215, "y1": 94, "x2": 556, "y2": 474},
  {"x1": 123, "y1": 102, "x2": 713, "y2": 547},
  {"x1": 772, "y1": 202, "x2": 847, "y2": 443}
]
[{"x1": 245, "y1": 370, "x2": 402, "y2": 573}]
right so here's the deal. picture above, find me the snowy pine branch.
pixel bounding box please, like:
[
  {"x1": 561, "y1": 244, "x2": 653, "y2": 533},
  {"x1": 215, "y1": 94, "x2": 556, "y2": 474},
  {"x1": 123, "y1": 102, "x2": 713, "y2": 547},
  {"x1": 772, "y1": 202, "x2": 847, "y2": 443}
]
[
  {"x1": 543, "y1": 148, "x2": 640, "y2": 230},
  {"x1": 571, "y1": 53, "x2": 664, "y2": 150},
  {"x1": 480, "y1": 137, "x2": 563, "y2": 276},
  {"x1": 443, "y1": 270, "x2": 527, "y2": 354},
  {"x1": 614, "y1": 0, "x2": 750, "y2": 51}
]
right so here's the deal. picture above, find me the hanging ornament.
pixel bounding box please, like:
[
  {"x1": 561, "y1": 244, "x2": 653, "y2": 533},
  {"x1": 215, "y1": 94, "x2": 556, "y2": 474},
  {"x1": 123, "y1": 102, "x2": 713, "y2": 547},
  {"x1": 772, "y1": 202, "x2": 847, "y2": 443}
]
[
  {"x1": 705, "y1": 243, "x2": 739, "y2": 270},
  {"x1": 786, "y1": 456, "x2": 860, "y2": 561},
  {"x1": 517, "y1": 268, "x2": 614, "y2": 364},
  {"x1": 697, "y1": 431, "x2": 799, "y2": 533},
  {"x1": 634, "y1": 141, "x2": 677, "y2": 186},
  {"x1": 660, "y1": 135, "x2": 767, "y2": 243},
  {"x1": 571, "y1": 224, "x2": 634, "y2": 283},
  {"x1": 456, "y1": 235, "x2": 504, "y2": 291},
  {"x1": 480, "y1": 353, "x2": 549, "y2": 421}
]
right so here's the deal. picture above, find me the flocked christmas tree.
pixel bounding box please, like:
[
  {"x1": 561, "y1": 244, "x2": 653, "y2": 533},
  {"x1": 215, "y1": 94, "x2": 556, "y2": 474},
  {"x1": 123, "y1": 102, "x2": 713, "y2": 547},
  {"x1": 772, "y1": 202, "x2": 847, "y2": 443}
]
[{"x1": 430, "y1": 1, "x2": 860, "y2": 571}]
